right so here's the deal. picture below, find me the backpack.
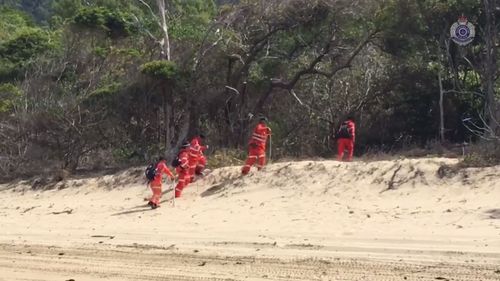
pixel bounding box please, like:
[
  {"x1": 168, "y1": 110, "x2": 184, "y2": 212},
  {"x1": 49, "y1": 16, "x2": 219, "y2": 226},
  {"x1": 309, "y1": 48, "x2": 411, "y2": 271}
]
[
  {"x1": 171, "y1": 155, "x2": 181, "y2": 168},
  {"x1": 145, "y1": 163, "x2": 158, "y2": 182},
  {"x1": 336, "y1": 121, "x2": 352, "y2": 139}
]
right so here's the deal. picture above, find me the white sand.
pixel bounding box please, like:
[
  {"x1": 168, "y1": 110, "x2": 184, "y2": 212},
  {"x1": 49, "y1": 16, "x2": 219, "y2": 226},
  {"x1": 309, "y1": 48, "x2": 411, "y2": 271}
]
[{"x1": 0, "y1": 158, "x2": 499, "y2": 280}]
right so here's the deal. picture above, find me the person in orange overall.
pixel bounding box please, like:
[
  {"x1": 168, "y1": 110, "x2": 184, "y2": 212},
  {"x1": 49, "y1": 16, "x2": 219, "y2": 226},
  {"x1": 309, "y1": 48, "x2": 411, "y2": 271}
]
[
  {"x1": 175, "y1": 142, "x2": 191, "y2": 198},
  {"x1": 188, "y1": 133, "x2": 208, "y2": 182},
  {"x1": 336, "y1": 116, "x2": 356, "y2": 161},
  {"x1": 148, "y1": 156, "x2": 175, "y2": 209},
  {"x1": 242, "y1": 116, "x2": 272, "y2": 175}
]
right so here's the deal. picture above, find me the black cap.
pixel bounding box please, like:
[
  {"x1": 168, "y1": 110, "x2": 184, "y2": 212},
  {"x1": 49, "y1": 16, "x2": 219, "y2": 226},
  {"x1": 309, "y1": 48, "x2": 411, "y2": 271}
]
[
  {"x1": 158, "y1": 156, "x2": 166, "y2": 162},
  {"x1": 259, "y1": 116, "x2": 268, "y2": 122}
]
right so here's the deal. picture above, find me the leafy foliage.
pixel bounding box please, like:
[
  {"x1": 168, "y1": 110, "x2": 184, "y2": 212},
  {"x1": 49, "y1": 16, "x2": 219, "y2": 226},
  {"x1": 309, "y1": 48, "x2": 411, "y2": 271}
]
[
  {"x1": 0, "y1": 28, "x2": 54, "y2": 80},
  {"x1": 0, "y1": 6, "x2": 34, "y2": 41},
  {"x1": 0, "y1": 0, "x2": 498, "y2": 179},
  {"x1": 72, "y1": 6, "x2": 138, "y2": 38},
  {"x1": 0, "y1": 83, "x2": 21, "y2": 113},
  {"x1": 140, "y1": 60, "x2": 178, "y2": 80},
  {"x1": 169, "y1": 0, "x2": 216, "y2": 40},
  {"x1": 0, "y1": 29, "x2": 52, "y2": 61}
]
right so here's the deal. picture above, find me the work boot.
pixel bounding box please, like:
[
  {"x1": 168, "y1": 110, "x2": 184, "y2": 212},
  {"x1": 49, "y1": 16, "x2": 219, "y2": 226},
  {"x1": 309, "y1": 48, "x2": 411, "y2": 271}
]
[{"x1": 241, "y1": 166, "x2": 250, "y2": 175}]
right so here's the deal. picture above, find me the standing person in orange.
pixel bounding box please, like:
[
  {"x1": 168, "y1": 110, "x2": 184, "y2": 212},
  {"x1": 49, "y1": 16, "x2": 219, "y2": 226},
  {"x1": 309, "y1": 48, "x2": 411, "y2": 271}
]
[
  {"x1": 147, "y1": 156, "x2": 175, "y2": 209},
  {"x1": 174, "y1": 142, "x2": 191, "y2": 198},
  {"x1": 242, "y1": 116, "x2": 272, "y2": 175},
  {"x1": 336, "y1": 116, "x2": 356, "y2": 161},
  {"x1": 188, "y1": 133, "x2": 208, "y2": 183}
]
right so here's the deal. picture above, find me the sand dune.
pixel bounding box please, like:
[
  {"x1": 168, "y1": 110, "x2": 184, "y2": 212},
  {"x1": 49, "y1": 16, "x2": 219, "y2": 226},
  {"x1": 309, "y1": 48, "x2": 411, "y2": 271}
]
[{"x1": 0, "y1": 158, "x2": 499, "y2": 280}]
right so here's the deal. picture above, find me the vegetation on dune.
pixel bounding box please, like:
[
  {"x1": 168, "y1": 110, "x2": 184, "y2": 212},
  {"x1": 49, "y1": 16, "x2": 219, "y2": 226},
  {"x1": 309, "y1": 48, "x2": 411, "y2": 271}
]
[{"x1": 0, "y1": 0, "x2": 498, "y2": 180}]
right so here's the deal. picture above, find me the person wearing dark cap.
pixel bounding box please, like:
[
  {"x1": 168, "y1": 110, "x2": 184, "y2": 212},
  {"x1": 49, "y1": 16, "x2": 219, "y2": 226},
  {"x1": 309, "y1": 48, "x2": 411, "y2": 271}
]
[
  {"x1": 336, "y1": 115, "x2": 356, "y2": 161},
  {"x1": 242, "y1": 116, "x2": 272, "y2": 175}
]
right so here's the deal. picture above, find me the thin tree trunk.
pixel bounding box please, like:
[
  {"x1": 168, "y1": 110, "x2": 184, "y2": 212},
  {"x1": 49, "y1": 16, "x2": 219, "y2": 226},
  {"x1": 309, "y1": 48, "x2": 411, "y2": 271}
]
[
  {"x1": 483, "y1": 0, "x2": 498, "y2": 136},
  {"x1": 238, "y1": 81, "x2": 248, "y2": 146},
  {"x1": 157, "y1": 108, "x2": 161, "y2": 146},
  {"x1": 165, "y1": 84, "x2": 174, "y2": 154},
  {"x1": 162, "y1": 86, "x2": 170, "y2": 151},
  {"x1": 438, "y1": 70, "x2": 445, "y2": 143},
  {"x1": 156, "y1": 0, "x2": 171, "y2": 61}
]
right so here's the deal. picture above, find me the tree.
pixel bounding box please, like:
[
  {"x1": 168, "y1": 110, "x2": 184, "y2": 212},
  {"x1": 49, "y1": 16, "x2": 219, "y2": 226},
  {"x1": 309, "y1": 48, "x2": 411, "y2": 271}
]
[
  {"x1": 481, "y1": 0, "x2": 498, "y2": 138},
  {"x1": 136, "y1": 0, "x2": 172, "y2": 60},
  {"x1": 2, "y1": 0, "x2": 500, "y2": 179},
  {"x1": 208, "y1": 0, "x2": 383, "y2": 147}
]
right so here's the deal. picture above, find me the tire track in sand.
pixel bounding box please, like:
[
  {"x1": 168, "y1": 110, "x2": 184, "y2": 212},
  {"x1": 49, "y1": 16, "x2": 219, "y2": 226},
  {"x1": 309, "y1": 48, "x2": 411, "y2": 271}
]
[{"x1": 0, "y1": 243, "x2": 499, "y2": 281}]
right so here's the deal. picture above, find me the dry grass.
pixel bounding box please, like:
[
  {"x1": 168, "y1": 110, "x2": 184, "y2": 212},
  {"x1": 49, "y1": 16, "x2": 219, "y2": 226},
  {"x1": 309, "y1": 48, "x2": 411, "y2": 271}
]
[{"x1": 207, "y1": 149, "x2": 247, "y2": 169}]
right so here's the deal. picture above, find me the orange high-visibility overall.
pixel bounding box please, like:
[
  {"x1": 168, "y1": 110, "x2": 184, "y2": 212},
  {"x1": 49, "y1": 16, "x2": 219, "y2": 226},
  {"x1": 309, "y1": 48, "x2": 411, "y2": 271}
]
[
  {"x1": 149, "y1": 161, "x2": 174, "y2": 206},
  {"x1": 188, "y1": 136, "x2": 208, "y2": 182},
  {"x1": 242, "y1": 122, "x2": 271, "y2": 175},
  {"x1": 174, "y1": 149, "x2": 190, "y2": 198}
]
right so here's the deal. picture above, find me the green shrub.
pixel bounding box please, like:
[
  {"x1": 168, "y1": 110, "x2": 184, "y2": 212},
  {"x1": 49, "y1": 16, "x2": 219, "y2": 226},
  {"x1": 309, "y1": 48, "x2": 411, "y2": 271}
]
[
  {"x1": 73, "y1": 7, "x2": 137, "y2": 38},
  {"x1": 0, "y1": 29, "x2": 52, "y2": 62},
  {"x1": 0, "y1": 83, "x2": 21, "y2": 113},
  {"x1": 140, "y1": 60, "x2": 178, "y2": 80}
]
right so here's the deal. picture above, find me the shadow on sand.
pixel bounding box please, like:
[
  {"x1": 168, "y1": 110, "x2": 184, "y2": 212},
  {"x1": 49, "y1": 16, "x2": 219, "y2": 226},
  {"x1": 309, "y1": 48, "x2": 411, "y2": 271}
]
[
  {"x1": 111, "y1": 187, "x2": 175, "y2": 216},
  {"x1": 111, "y1": 206, "x2": 153, "y2": 216}
]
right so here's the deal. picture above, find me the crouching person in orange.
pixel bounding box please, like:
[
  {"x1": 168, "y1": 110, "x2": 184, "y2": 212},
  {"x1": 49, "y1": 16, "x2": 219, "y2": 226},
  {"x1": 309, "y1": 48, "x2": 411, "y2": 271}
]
[
  {"x1": 195, "y1": 134, "x2": 208, "y2": 176},
  {"x1": 242, "y1": 116, "x2": 271, "y2": 175},
  {"x1": 336, "y1": 116, "x2": 356, "y2": 161},
  {"x1": 148, "y1": 157, "x2": 175, "y2": 209},
  {"x1": 175, "y1": 142, "x2": 191, "y2": 198}
]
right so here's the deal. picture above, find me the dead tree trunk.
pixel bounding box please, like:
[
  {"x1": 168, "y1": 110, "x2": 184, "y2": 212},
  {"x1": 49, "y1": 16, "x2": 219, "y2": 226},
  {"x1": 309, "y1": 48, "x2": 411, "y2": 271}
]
[
  {"x1": 156, "y1": 0, "x2": 171, "y2": 61},
  {"x1": 438, "y1": 70, "x2": 445, "y2": 143}
]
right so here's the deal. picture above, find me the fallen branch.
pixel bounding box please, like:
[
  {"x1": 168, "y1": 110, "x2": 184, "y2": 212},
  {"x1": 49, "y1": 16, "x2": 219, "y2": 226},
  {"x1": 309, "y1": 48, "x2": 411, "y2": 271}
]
[
  {"x1": 380, "y1": 165, "x2": 402, "y2": 193},
  {"x1": 232, "y1": 157, "x2": 244, "y2": 163},
  {"x1": 51, "y1": 208, "x2": 73, "y2": 215},
  {"x1": 22, "y1": 206, "x2": 40, "y2": 213},
  {"x1": 91, "y1": 235, "x2": 115, "y2": 239}
]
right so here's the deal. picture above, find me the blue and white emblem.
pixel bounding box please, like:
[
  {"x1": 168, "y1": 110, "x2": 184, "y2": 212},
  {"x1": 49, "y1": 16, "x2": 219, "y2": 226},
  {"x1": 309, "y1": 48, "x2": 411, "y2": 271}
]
[{"x1": 450, "y1": 16, "x2": 475, "y2": 46}]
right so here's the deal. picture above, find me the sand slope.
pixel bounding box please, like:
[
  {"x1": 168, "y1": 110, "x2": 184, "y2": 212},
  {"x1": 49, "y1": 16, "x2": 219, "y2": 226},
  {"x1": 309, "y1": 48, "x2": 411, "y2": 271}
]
[{"x1": 0, "y1": 158, "x2": 499, "y2": 280}]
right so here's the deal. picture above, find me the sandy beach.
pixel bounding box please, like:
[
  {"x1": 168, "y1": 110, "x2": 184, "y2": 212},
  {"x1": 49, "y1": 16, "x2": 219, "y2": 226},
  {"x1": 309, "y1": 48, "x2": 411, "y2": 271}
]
[{"x1": 1, "y1": 158, "x2": 499, "y2": 280}]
